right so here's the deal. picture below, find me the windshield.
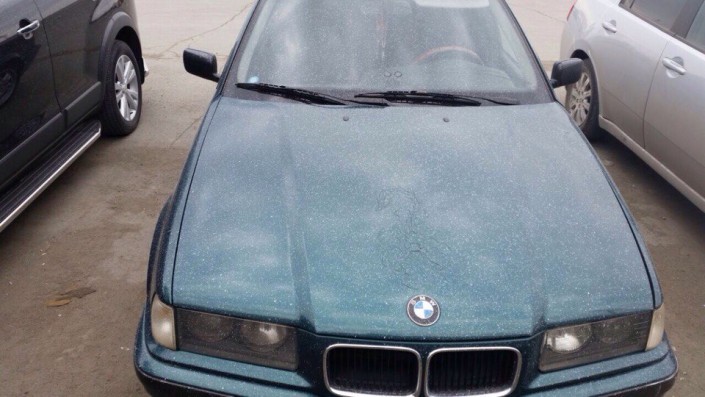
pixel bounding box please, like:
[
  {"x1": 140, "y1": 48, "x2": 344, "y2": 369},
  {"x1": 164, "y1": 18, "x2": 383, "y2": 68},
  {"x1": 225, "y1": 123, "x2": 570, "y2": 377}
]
[{"x1": 225, "y1": 0, "x2": 551, "y2": 104}]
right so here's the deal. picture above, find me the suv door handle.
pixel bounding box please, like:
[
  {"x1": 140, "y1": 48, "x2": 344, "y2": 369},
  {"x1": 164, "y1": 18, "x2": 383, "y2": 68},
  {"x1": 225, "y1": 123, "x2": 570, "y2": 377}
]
[
  {"x1": 602, "y1": 20, "x2": 618, "y2": 33},
  {"x1": 662, "y1": 57, "x2": 687, "y2": 75},
  {"x1": 17, "y1": 20, "x2": 41, "y2": 40}
]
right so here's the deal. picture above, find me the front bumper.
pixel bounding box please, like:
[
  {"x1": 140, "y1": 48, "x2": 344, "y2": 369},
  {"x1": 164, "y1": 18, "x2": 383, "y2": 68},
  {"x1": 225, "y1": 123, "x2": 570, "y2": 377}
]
[{"x1": 134, "y1": 308, "x2": 677, "y2": 397}]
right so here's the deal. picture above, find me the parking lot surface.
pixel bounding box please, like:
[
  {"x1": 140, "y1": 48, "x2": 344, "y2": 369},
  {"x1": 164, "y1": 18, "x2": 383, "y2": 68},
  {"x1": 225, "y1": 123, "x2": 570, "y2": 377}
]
[{"x1": 0, "y1": 1, "x2": 703, "y2": 395}]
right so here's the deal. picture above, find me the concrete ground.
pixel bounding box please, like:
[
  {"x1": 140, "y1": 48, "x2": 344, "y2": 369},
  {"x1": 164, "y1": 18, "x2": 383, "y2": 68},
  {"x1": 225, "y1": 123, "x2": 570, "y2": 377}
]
[{"x1": 0, "y1": 0, "x2": 702, "y2": 395}]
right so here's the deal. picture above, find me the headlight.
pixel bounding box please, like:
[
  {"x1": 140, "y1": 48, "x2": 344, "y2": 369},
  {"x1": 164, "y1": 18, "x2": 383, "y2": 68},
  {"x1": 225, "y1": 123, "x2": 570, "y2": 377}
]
[
  {"x1": 545, "y1": 323, "x2": 592, "y2": 353},
  {"x1": 177, "y1": 308, "x2": 298, "y2": 370},
  {"x1": 185, "y1": 311, "x2": 236, "y2": 343},
  {"x1": 539, "y1": 308, "x2": 663, "y2": 372},
  {"x1": 239, "y1": 321, "x2": 290, "y2": 352}
]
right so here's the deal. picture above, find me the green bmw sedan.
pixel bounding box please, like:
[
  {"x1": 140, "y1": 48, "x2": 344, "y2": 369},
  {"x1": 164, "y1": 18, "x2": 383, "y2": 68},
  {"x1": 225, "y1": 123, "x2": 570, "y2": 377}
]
[{"x1": 134, "y1": 0, "x2": 677, "y2": 396}]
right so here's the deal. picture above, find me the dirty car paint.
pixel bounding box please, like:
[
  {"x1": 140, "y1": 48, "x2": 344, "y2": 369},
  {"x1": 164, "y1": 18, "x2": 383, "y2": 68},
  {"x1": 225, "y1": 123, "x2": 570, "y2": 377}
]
[{"x1": 171, "y1": 98, "x2": 654, "y2": 340}]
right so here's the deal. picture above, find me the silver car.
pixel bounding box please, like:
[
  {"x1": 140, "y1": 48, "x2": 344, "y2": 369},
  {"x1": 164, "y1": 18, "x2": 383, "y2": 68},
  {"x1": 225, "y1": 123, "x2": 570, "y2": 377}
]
[{"x1": 561, "y1": 0, "x2": 705, "y2": 212}]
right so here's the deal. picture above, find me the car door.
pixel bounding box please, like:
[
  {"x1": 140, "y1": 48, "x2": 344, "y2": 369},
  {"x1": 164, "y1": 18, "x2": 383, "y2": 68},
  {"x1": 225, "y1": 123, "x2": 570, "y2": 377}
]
[
  {"x1": 643, "y1": 0, "x2": 705, "y2": 202},
  {"x1": 32, "y1": 0, "x2": 101, "y2": 127},
  {"x1": 0, "y1": 0, "x2": 61, "y2": 189},
  {"x1": 588, "y1": 0, "x2": 688, "y2": 147}
]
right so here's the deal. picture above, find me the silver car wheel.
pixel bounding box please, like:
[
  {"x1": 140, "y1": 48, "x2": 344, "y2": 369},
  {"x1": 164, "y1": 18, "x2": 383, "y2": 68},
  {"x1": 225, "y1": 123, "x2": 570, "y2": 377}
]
[
  {"x1": 568, "y1": 72, "x2": 592, "y2": 127},
  {"x1": 114, "y1": 55, "x2": 139, "y2": 122}
]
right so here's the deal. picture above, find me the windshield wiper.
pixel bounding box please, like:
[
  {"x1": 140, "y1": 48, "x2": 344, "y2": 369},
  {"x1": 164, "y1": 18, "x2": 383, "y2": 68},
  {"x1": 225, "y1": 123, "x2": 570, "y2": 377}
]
[
  {"x1": 237, "y1": 83, "x2": 386, "y2": 106},
  {"x1": 355, "y1": 91, "x2": 519, "y2": 106}
]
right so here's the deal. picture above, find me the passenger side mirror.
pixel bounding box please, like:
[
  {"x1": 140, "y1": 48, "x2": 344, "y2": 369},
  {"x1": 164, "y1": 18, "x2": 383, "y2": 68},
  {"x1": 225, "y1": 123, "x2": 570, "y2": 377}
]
[
  {"x1": 550, "y1": 59, "x2": 583, "y2": 88},
  {"x1": 183, "y1": 49, "x2": 220, "y2": 82}
]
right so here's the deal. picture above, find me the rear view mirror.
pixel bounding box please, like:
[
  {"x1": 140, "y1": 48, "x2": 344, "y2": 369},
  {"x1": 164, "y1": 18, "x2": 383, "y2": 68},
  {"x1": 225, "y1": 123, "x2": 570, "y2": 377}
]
[
  {"x1": 183, "y1": 49, "x2": 220, "y2": 82},
  {"x1": 550, "y1": 59, "x2": 583, "y2": 88}
]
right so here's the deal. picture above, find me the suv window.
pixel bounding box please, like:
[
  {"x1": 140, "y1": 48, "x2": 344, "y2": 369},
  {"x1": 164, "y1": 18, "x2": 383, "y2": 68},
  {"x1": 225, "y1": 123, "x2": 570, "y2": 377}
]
[
  {"x1": 687, "y1": 3, "x2": 705, "y2": 51},
  {"x1": 630, "y1": 0, "x2": 689, "y2": 30}
]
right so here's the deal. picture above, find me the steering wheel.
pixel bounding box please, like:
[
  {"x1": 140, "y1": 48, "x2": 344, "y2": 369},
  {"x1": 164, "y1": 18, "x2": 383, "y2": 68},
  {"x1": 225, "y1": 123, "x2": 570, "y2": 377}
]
[{"x1": 414, "y1": 46, "x2": 484, "y2": 65}]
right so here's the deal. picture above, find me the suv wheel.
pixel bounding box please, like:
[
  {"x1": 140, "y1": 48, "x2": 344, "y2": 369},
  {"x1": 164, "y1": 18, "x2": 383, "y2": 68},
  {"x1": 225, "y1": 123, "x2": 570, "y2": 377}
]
[
  {"x1": 100, "y1": 41, "x2": 142, "y2": 137},
  {"x1": 565, "y1": 58, "x2": 604, "y2": 140}
]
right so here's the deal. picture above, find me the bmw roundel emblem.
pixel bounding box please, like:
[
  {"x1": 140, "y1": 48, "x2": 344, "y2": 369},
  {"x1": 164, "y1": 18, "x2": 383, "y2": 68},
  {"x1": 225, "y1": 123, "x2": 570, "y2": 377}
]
[{"x1": 407, "y1": 295, "x2": 440, "y2": 326}]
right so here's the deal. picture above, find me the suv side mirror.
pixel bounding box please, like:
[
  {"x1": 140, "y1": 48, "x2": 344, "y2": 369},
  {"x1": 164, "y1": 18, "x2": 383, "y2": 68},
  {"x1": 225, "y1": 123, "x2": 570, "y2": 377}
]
[
  {"x1": 550, "y1": 59, "x2": 583, "y2": 88},
  {"x1": 183, "y1": 49, "x2": 220, "y2": 82}
]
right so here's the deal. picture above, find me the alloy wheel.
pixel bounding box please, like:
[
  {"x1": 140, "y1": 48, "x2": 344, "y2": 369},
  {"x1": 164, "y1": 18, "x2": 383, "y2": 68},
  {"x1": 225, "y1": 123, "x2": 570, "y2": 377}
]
[
  {"x1": 114, "y1": 55, "x2": 139, "y2": 122},
  {"x1": 568, "y1": 72, "x2": 592, "y2": 127}
]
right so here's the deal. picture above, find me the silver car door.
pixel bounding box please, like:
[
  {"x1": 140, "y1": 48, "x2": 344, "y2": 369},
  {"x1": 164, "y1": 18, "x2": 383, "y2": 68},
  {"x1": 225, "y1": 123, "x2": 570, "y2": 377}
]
[
  {"x1": 643, "y1": 2, "x2": 705, "y2": 204},
  {"x1": 589, "y1": 0, "x2": 682, "y2": 147}
]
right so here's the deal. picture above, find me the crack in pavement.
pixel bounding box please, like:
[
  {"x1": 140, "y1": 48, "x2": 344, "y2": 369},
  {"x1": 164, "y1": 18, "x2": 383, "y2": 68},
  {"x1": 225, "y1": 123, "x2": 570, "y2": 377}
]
[
  {"x1": 170, "y1": 117, "x2": 202, "y2": 148},
  {"x1": 149, "y1": 2, "x2": 253, "y2": 59}
]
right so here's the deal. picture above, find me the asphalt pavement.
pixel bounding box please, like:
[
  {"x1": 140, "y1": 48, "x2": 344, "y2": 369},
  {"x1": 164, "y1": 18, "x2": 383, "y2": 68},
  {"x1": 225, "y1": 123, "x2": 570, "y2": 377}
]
[{"x1": 0, "y1": 1, "x2": 703, "y2": 395}]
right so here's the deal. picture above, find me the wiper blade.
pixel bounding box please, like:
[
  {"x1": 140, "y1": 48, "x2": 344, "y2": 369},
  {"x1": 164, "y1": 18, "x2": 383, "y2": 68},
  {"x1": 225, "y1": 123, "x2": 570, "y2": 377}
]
[
  {"x1": 355, "y1": 91, "x2": 518, "y2": 106},
  {"x1": 237, "y1": 83, "x2": 387, "y2": 106},
  {"x1": 237, "y1": 83, "x2": 347, "y2": 105},
  {"x1": 466, "y1": 95, "x2": 519, "y2": 106},
  {"x1": 355, "y1": 91, "x2": 481, "y2": 106}
]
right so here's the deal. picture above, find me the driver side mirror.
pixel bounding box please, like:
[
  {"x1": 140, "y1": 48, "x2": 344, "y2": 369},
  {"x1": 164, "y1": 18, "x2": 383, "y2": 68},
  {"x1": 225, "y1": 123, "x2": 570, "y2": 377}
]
[
  {"x1": 183, "y1": 48, "x2": 220, "y2": 82},
  {"x1": 550, "y1": 58, "x2": 583, "y2": 88}
]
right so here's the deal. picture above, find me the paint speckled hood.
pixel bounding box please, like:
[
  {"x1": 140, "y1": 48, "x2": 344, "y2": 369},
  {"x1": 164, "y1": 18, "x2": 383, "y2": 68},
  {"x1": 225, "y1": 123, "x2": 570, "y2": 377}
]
[{"x1": 172, "y1": 97, "x2": 653, "y2": 341}]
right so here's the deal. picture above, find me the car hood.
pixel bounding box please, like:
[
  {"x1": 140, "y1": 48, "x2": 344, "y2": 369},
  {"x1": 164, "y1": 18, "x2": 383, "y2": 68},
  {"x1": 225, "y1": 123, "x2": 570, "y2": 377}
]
[{"x1": 172, "y1": 97, "x2": 653, "y2": 341}]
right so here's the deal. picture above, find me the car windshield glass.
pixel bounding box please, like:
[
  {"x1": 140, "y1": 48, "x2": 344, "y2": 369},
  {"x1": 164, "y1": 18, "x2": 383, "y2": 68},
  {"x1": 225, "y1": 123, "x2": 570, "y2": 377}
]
[{"x1": 225, "y1": 0, "x2": 551, "y2": 104}]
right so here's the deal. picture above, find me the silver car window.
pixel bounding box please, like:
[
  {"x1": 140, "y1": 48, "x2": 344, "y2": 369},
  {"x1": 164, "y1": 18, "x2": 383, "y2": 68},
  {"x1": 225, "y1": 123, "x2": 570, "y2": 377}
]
[
  {"x1": 630, "y1": 0, "x2": 690, "y2": 31},
  {"x1": 687, "y1": 3, "x2": 705, "y2": 51},
  {"x1": 228, "y1": 0, "x2": 550, "y2": 103}
]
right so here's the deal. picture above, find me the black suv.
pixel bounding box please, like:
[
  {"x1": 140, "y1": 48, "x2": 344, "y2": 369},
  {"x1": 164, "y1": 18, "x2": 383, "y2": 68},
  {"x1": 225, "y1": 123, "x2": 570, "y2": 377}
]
[{"x1": 0, "y1": 0, "x2": 146, "y2": 232}]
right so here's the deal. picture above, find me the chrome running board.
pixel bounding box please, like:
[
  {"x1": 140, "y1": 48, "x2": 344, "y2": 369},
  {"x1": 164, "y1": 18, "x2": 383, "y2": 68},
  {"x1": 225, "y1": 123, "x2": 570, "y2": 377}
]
[{"x1": 0, "y1": 120, "x2": 101, "y2": 233}]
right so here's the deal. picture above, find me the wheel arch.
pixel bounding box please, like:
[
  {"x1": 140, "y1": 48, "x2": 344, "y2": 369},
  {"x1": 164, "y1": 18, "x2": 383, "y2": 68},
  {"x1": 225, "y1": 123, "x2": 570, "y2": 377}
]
[
  {"x1": 99, "y1": 12, "x2": 145, "y2": 84},
  {"x1": 115, "y1": 27, "x2": 143, "y2": 81},
  {"x1": 570, "y1": 49, "x2": 590, "y2": 60}
]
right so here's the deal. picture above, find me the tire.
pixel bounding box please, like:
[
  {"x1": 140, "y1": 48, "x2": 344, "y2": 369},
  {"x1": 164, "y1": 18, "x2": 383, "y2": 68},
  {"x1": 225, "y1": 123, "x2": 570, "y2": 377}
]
[
  {"x1": 565, "y1": 58, "x2": 604, "y2": 140},
  {"x1": 100, "y1": 41, "x2": 142, "y2": 137}
]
